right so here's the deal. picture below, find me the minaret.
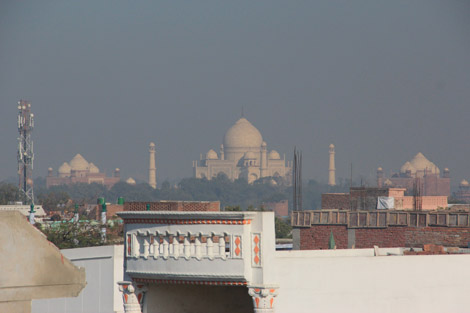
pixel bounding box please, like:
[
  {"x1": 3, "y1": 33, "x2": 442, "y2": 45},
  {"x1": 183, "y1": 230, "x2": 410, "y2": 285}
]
[
  {"x1": 328, "y1": 144, "x2": 336, "y2": 186},
  {"x1": 377, "y1": 167, "x2": 384, "y2": 187},
  {"x1": 220, "y1": 144, "x2": 225, "y2": 160},
  {"x1": 149, "y1": 142, "x2": 157, "y2": 189},
  {"x1": 260, "y1": 141, "x2": 267, "y2": 178}
]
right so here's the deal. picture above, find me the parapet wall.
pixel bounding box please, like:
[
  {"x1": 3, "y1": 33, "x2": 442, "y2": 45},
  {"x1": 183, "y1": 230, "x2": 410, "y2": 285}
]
[
  {"x1": 293, "y1": 210, "x2": 470, "y2": 249},
  {"x1": 124, "y1": 201, "x2": 220, "y2": 212}
]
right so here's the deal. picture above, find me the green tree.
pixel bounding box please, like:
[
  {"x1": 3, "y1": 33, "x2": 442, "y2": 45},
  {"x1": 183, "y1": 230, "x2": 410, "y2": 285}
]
[
  {"x1": 0, "y1": 183, "x2": 23, "y2": 204},
  {"x1": 39, "y1": 221, "x2": 104, "y2": 249},
  {"x1": 37, "y1": 190, "x2": 70, "y2": 212},
  {"x1": 275, "y1": 217, "x2": 292, "y2": 238}
]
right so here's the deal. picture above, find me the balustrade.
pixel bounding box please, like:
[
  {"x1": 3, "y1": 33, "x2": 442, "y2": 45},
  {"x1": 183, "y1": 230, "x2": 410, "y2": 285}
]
[{"x1": 127, "y1": 231, "x2": 233, "y2": 261}]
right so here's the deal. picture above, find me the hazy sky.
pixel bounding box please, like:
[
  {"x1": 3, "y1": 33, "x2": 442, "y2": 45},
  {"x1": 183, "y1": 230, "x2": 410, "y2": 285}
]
[{"x1": 1, "y1": 0, "x2": 470, "y2": 187}]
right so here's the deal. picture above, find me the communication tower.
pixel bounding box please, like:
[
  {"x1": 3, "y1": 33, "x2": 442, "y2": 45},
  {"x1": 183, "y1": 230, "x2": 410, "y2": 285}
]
[{"x1": 17, "y1": 100, "x2": 35, "y2": 204}]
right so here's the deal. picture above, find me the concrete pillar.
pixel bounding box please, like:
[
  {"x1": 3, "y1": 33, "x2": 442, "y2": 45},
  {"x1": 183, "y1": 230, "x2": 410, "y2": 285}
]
[
  {"x1": 248, "y1": 286, "x2": 279, "y2": 313},
  {"x1": 149, "y1": 142, "x2": 157, "y2": 189},
  {"x1": 328, "y1": 144, "x2": 336, "y2": 186}
]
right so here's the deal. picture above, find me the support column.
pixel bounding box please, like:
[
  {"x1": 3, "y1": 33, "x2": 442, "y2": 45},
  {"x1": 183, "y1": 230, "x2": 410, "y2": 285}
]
[
  {"x1": 118, "y1": 281, "x2": 142, "y2": 313},
  {"x1": 248, "y1": 286, "x2": 279, "y2": 313}
]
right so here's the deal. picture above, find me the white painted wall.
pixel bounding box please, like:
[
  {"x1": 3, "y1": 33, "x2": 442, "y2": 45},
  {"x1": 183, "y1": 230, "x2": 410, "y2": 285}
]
[
  {"x1": 32, "y1": 245, "x2": 124, "y2": 313},
  {"x1": 274, "y1": 249, "x2": 470, "y2": 313}
]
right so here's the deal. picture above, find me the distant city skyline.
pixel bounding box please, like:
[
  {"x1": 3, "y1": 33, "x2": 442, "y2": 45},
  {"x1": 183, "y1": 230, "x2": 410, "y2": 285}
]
[{"x1": 1, "y1": 0, "x2": 469, "y2": 187}]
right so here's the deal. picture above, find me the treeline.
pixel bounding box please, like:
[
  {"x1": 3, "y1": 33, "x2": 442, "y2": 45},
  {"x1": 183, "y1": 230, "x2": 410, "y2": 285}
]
[{"x1": 2, "y1": 175, "x2": 349, "y2": 212}]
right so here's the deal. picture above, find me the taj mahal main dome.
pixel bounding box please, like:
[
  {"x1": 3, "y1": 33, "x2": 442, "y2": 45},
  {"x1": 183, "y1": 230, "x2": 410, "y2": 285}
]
[
  {"x1": 193, "y1": 117, "x2": 292, "y2": 184},
  {"x1": 223, "y1": 118, "x2": 263, "y2": 149}
]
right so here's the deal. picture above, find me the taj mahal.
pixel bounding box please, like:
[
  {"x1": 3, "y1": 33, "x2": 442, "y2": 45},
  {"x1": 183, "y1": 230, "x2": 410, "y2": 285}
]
[{"x1": 193, "y1": 117, "x2": 292, "y2": 184}]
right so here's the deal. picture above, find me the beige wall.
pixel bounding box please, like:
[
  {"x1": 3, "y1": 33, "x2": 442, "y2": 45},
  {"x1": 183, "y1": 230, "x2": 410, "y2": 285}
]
[{"x1": 0, "y1": 211, "x2": 85, "y2": 313}]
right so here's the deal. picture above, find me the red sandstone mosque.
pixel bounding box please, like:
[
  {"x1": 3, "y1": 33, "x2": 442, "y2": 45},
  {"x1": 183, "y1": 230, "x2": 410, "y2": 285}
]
[
  {"x1": 46, "y1": 154, "x2": 120, "y2": 188},
  {"x1": 376, "y1": 152, "x2": 450, "y2": 196}
]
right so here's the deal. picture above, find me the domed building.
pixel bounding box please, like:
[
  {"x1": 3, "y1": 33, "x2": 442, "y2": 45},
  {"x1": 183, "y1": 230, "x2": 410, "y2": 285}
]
[
  {"x1": 454, "y1": 179, "x2": 470, "y2": 203},
  {"x1": 46, "y1": 154, "x2": 121, "y2": 188},
  {"x1": 193, "y1": 117, "x2": 292, "y2": 184},
  {"x1": 377, "y1": 152, "x2": 450, "y2": 196}
]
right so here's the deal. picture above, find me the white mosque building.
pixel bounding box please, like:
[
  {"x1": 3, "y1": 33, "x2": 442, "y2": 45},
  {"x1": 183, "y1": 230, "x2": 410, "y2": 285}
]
[{"x1": 193, "y1": 117, "x2": 292, "y2": 184}]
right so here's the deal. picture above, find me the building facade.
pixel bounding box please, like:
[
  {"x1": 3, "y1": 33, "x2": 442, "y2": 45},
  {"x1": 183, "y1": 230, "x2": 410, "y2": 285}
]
[
  {"x1": 322, "y1": 187, "x2": 448, "y2": 211},
  {"x1": 377, "y1": 152, "x2": 450, "y2": 196},
  {"x1": 46, "y1": 154, "x2": 120, "y2": 188},
  {"x1": 454, "y1": 179, "x2": 470, "y2": 203},
  {"x1": 193, "y1": 117, "x2": 292, "y2": 184}
]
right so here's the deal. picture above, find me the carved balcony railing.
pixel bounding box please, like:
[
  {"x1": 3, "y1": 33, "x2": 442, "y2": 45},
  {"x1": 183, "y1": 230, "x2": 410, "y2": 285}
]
[{"x1": 118, "y1": 211, "x2": 276, "y2": 287}]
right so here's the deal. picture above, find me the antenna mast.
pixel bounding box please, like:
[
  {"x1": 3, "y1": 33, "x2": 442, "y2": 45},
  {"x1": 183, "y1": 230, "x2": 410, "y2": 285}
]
[
  {"x1": 293, "y1": 148, "x2": 302, "y2": 211},
  {"x1": 17, "y1": 100, "x2": 35, "y2": 204}
]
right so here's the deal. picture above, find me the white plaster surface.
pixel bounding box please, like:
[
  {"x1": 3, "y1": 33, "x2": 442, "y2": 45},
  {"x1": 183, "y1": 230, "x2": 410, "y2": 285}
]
[
  {"x1": 32, "y1": 245, "x2": 124, "y2": 313},
  {"x1": 274, "y1": 249, "x2": 470, "y2": 313}
]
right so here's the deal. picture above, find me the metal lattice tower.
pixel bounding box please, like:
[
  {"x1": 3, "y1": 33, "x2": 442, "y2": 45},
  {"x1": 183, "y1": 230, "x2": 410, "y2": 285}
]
[{"x1": 17, "y1": 100, "x2": 35, "y2": 204}]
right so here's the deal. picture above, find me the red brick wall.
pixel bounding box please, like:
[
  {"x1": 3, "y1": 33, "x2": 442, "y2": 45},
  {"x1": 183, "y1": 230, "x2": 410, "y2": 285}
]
[
  {"x1": 300, "y1": 225, "x2": 470, "y2": 249},
  {"x1": 354, "y1": 228, "x2": 406, "y2": 248},
  {"x1": 94, "y1": 204, "x2": 124, "y2": 219},
  {"x1": 124, "y1": 201, "x2": 220, "y2": 212},
  {"x1": 404, "y1": 227, "x2": 470, "y2": 247},
  {"x1": 262, "y1": 200, "x2": 289, "y2": 217},
  {"x1": 321, "y1": 194, "x2": 349, "y2": 210},
  {"x1": 300, "y1": 225, "x2": 348, "y2": 250}
]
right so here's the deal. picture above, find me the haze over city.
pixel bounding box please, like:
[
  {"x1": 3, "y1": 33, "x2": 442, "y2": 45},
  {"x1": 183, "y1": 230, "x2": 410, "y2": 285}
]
[{"x1": 1, "y1": 0, "x2": 470, "y2": 186}]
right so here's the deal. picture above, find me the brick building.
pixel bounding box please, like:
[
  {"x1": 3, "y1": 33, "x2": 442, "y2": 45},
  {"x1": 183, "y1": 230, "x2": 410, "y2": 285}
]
[
  {"x1": 292, "y1": 210, "x2": 470, "y2": 249},
  {"x1": 92, "y1": 200, "x2": 220, "y2": 220},
  {"x1": 124, "y1": 201, "x2": 220, "y2": 212},
  {"x1": 322, "y1": 187, "x2": 448, "y2": 211},
  {"x1": 262, "y1": 200, "x2": 289, "y2": 217}
]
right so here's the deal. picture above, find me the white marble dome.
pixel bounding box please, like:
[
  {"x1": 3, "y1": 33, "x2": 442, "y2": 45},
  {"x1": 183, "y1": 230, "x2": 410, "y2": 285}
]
[
  {"x1": 268, "y1": 150, "x2": 281, "y2": 160},
  {"x1": 400, "y1": 153, "x2": 440, "y2": 175},
  {"x1": 400, "y1": 161, "x2": 415, "y2": 173},
  {"x1": 244, "y1": 151, "x2": 257, "y2": 159},
  {"x1": 409, "y1": 152, "x2": 439, "y2": 174},
  {"x1": 89, "y1": 162, "x2": 100, "y2": 173},
  {"x1": 58, "y1": 162, "x2": 71, "y2": 174},
  {"x1": 70, "y1": 154, "x2": 89, "y2": 171},
  {"x1": 223, "y1": 118, "x2": 263, "y2": 149},
  {"x1": 126, "y1": 177, "x2": 136, "y2": 185},
  {"x1": 206, "y1": 149, "x2": 218, "y2": 160}
]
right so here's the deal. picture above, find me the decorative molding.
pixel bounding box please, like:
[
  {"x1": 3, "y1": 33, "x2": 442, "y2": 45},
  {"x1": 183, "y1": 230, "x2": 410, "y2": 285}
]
[
  {"x1": 232, "y1": 235, "x2": 242, "y2": 258},
  {"x1": 122, "y1": 218, "x2": 252, "y2": 225},
  {"x1": 118, "y1": 211, "x2": 256, "y2": 220},
  {"x1": 248, "y1": 286, "x2": 279, "y2": 312},
  {"x1": 118, "y1": 281, "x2": 142, "y2": 313},
  {"x1": 134, "y1": 277, "x2": 248, "y2": 286},
  {"x1": 127, "y1": 270, "x2": 246, "y2": 281},
  {"x1": 252, "y1": 233, "x2": 261, "y2": 267}
]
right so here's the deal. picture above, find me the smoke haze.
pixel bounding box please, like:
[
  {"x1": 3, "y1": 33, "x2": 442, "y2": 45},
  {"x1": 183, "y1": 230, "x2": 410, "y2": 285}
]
[{"x1": 1, "y1": 0, "x2": 469, "y2": 186}]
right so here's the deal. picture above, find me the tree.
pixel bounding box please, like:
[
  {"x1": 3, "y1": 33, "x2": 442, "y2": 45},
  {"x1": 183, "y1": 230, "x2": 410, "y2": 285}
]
[
  {"x1": 37, "y1": 190, "x2": 70, "y2": 212},
  {"x1": 275, "y1": 217, "x2": 292, "y2": 238},
  {"x1": 0, "y1": 183, "x2": 23, "y2": 204},
  {"x1": 38, "y1": 221, "x2": 104, "y2": 249}
]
